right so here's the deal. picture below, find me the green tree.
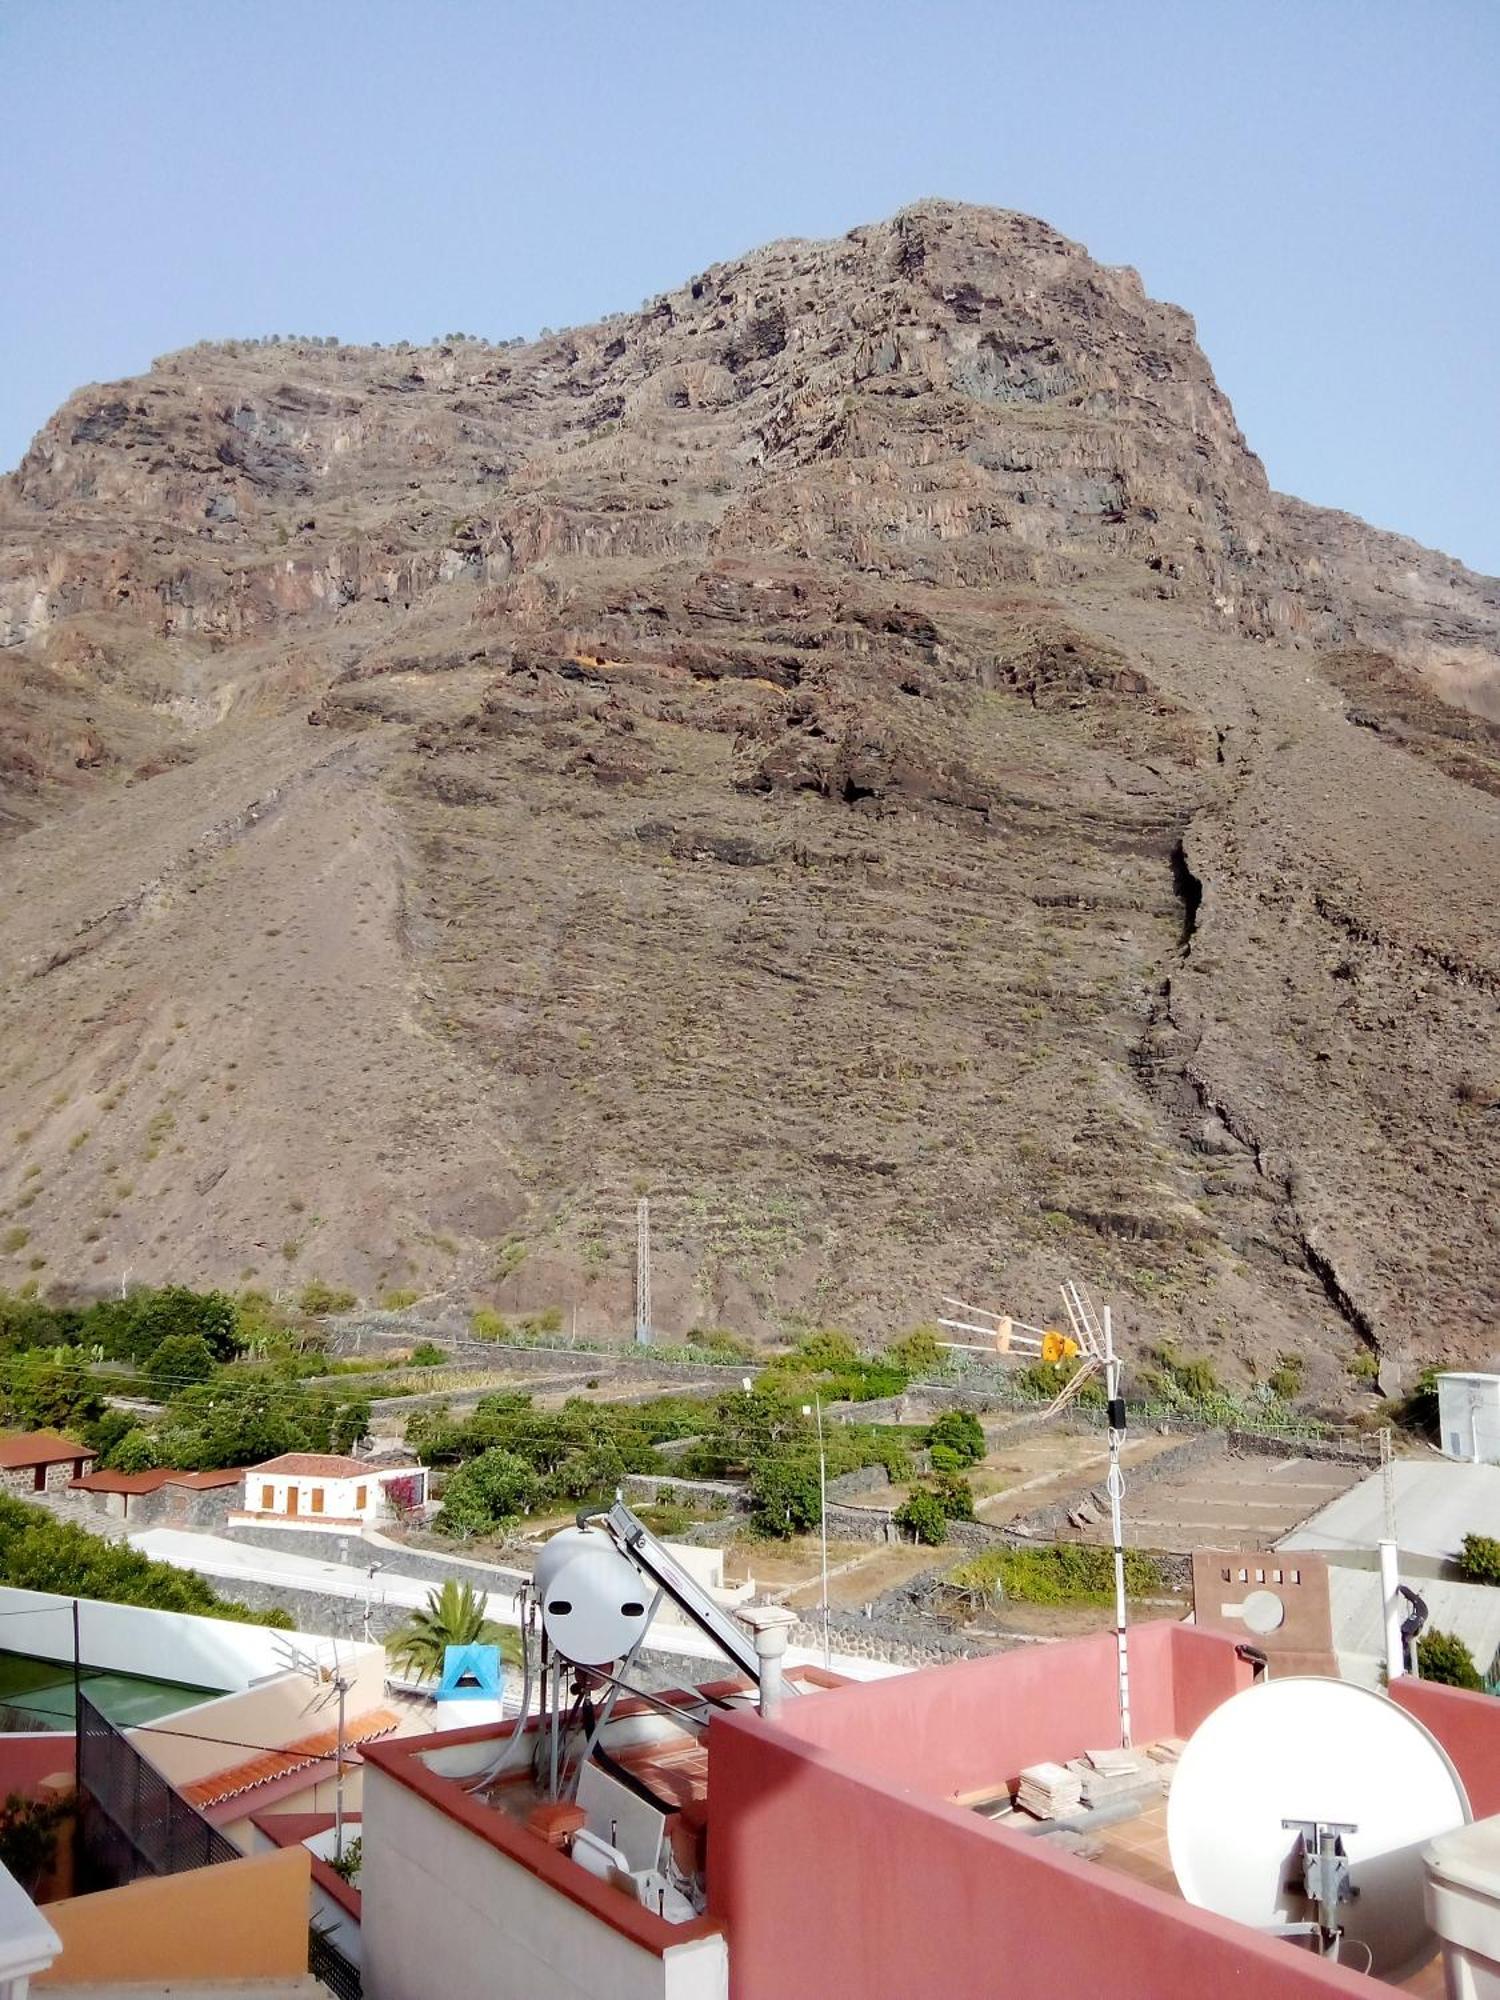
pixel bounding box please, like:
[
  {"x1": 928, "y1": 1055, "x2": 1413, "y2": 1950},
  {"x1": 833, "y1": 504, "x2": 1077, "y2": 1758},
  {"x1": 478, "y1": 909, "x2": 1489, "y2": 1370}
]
[
  {"x1": 110, "y1": 1428, "x2": 160, "y2": 1473},
  {"x1": 926, "y1": 1410, "x2": 986, "y2": 1467},
  {"x1": 793, "y1": 1328, "x2": 859, "y2": 1373},
  {"x1": 85, "y1": 1287, "x2": 241, "y2": 1365},
  {"x1": 386, "y1": 1580, "x2": 512, "y2": 1679},
  {"x1": 747, "y1": 1453, "x2": 823, "y2": 1537},
  {"x1": 895, "y1": 1488, "x2": 949, "y2": 1546},
  {"x1": 404, "y1": 1402, "x2": 465, "y2": 1464},
  {"x1": 886, "y1": 1324, "x2": 942, "y2": 1376},
  {"x1": 330, "y1": 1395, "x2": 370, "y2": 1454},
  {"x1": 698, "y1": 1385, "x2": 809, "y2": 1476},
  {"x1": 1457, "y1": 1534, "x2": 1500, "y2": 1588},
  {"x1": 298, "y1": 1281, "x2": 357, "y2": 1316},
  {"x1": 0, "y1": 1353, "x2": 104, "y2": 1433},
  {"x1": 144, "y1": 1332, "x2": 219, "y2": 1394},
  {"x1": 0, "y1": 1494, "x2": 289, "y2": 1626},
  {"x1": 1417, "y1": 1630, "x2": 1485, "y2": 1691},
  {"x1": 0, "y1": 1793, "x2": 65, "y2": 1892},
  {"x1": 930, "y1": 1469, "x2": 975, "y2": 1521},
  {"x1": 85, "y1": 1408, "x2": 135, "y2": 1461},
  {"x1": 438, "y1": 1448, "x2": 542, "y2": 1537},
  {"x1": 152, "y1": 1375, "x2": 372, "y2": 1470},
  {"x1": 0, "y1": 1292, "x2": 79, "y2": 1355}
]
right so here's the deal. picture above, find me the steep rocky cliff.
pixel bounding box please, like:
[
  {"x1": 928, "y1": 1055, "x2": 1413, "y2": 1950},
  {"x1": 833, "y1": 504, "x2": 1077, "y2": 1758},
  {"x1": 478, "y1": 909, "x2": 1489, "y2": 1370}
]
[{"x1": 1, "y1": 202, "x2": 1495, "y2": 1393}]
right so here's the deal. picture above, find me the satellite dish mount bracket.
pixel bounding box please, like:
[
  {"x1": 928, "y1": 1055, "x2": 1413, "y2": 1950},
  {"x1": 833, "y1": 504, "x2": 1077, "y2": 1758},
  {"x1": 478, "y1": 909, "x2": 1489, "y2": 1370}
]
[{"x1": 1277, "y1": 1818, "x2": 1359, "y2": 1957}]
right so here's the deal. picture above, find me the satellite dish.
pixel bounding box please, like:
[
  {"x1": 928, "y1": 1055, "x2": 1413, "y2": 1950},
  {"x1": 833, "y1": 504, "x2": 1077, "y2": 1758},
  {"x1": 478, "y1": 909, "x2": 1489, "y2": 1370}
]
[{"x1": 1167, "y1": 1676, "x2": 1469, "y2": 1979}]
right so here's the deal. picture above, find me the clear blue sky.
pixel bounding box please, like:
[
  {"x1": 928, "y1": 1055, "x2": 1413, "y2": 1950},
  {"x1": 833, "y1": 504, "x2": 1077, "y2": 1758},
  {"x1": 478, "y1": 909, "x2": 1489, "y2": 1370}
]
[{"x1": 3, "y1": 0, "x2": 1496, "y2": 573}]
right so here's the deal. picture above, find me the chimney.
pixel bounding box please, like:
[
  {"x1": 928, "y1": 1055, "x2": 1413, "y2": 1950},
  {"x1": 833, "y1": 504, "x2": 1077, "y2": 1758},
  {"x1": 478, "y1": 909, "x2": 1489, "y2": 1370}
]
[{"x1": 738, "y1": 1604, "x2": 798, "y2": 1720}]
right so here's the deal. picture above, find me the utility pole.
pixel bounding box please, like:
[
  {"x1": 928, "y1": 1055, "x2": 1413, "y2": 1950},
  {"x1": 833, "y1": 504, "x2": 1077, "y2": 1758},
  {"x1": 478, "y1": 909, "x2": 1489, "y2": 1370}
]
[
  {"x1": 803, "y1": 1397, "x2": 831, "y2": 1670},
  {"x1": 333, "y1": 1669, "x2": 349, "y2": 1863},
  {"x1": 635, "y1": 1197, "x2": 652, "y2": 1347},
  {"x1": 1379, "y1": 1426, "x2": 1404, "y2": 1683},
  {"x1": 362, "y1": 1563, "x2": 383, "y2": 1645},
  {"x1": 1102, "y1": 1304, "x2": 1132, "y2": 1750}
]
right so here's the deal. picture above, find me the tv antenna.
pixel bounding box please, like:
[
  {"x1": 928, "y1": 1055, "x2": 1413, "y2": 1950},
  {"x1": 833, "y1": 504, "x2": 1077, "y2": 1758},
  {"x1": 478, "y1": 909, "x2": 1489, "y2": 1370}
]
[
  {"x1": 1168, "y1": 1676, "x2": 1469, "y2": 1977},
  {"x1": 281, "y1": 1636, "x2": 355, "y2": 1865},
  {"x1": 938, "y1": 1278, "x2": 1133, "y2": 1744}
]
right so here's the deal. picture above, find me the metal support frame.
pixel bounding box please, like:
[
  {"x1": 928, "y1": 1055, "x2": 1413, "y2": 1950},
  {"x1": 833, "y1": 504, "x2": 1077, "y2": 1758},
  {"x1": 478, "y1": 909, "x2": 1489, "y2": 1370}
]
[{"x1": 569, "y1": 1587, "x2": 665, "y2": 1796}]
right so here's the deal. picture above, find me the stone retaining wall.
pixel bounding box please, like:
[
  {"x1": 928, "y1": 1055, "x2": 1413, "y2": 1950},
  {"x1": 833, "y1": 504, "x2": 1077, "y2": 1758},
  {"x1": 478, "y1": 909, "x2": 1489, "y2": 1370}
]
[
  {"x1": 621, "y1": 1474, "x2": 747, "y2": 1513},
  {"x1": 824, "y1": 1463, "x2": 892, "y2": 1503},
  {"x1": 226, "y1": 1520, "x2": 531, "y2": 1590},
  {"x1": 69, "y1": 1482, "x2": 240, "y2": 1532},
  {"x1": 1224, "y1": 1429, "x2": 1378, "y2": 1467}
]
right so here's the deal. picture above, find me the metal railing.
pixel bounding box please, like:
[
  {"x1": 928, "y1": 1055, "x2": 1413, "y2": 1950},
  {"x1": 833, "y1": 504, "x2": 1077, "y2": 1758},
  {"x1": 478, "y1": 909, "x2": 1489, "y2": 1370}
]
[
  {"x1": 75, "y1": 1691, "x2": 363, "y2": 1996},
  {"x1": 76, "y1": 1692, "x2": 239, "y2": 1888}
]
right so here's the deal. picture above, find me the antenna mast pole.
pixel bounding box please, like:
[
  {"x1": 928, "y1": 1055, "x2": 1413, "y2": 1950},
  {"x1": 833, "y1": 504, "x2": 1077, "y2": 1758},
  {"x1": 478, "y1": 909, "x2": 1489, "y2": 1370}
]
[
  {"x1": 635, "y1": 1198, "x2": 652, "y2": 1347},
  {"x1": 1103, "y1": 1304, "x2": 1133, "y2": 1748},
  {"x1": 333, "y1": 1671, "x2": 348, "y2": 1862},
  {"x1": 1378, "y1": 1425, "x2": 1405, "y2": 1682}
]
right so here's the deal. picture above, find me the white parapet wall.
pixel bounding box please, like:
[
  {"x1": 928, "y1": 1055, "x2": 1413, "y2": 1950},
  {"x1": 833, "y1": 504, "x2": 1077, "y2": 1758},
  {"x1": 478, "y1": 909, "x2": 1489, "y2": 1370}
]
[
  {"x1": 0, "y1": 1585, "x2": 384, "y2": 1701},
  {"x1": 0, "y1": 1857, "x2": 60, "y2": 1996},
  {"x1": 361, "y1": 1763, "x2": 728, "y2": 2000}
]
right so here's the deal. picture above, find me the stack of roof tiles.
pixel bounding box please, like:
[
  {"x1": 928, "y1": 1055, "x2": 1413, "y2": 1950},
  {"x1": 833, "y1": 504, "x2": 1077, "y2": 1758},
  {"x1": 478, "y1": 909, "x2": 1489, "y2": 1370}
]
[{"x1": 1015, "y1": 1762, "x2": 1084, "y2": 1819}]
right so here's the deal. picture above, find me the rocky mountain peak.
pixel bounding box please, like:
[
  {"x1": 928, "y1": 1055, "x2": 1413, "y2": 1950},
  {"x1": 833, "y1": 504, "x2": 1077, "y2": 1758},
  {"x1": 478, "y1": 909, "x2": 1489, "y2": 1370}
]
[{"x1": 0, "y1": 205, "x2": 1495, "y2": 1391}]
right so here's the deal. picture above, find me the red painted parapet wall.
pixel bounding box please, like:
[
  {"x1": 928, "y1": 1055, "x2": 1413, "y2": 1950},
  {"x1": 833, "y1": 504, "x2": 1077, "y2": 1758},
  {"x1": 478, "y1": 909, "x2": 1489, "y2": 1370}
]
[
  {"x1": 707, "y1": 1622, "x2": 1380, "y2": 2000},
  {"x1": 760, "y1": 1620, "x2": 1249, "y2": 1797},
  {"x1": 1394, "y1": 1677, "x2": 1500, "y2": 1817}
]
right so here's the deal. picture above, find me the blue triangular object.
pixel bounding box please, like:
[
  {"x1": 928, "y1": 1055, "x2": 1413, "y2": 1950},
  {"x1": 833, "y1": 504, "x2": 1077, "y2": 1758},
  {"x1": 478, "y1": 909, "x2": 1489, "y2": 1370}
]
[{"x1": 437, "y1": 1642, "x2": 504, "y2": 1700}]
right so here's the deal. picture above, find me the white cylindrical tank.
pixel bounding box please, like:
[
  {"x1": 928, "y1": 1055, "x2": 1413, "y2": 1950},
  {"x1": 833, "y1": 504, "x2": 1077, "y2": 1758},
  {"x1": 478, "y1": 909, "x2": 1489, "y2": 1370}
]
[
  {"x1": 534, "y1": 1526, "x2": 600, "y2": 1603},
  {"x1": 535, "y1": 1525, "x2": 652, "y2": 1667}
]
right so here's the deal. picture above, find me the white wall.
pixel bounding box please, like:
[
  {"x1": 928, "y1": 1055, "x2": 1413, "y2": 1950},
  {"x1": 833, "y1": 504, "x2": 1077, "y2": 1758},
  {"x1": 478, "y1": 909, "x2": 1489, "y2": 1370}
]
[
  {"x1": 0, "y1": 1586, "x2": 383, "y2": 1699},
  {"x1": 243, "y1": 1465, "x2": 426, "y2": 1524},
  {"x1": 361, "y1": 1766, "x2": 727, "y2": 2000}
]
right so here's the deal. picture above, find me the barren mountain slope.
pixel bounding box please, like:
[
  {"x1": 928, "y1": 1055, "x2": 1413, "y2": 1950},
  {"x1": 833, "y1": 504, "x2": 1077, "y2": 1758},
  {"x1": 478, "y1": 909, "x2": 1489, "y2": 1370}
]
[{"x1": 1, "y1": 202, "x2": 1495, "y2": 1392}]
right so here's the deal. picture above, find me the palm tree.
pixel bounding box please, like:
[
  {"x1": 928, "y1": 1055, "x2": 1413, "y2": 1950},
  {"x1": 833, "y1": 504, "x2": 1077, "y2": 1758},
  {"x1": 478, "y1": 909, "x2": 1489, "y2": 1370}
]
[{"x1": 385, "y1": 1579, "x2": 519, "y2": 1680}]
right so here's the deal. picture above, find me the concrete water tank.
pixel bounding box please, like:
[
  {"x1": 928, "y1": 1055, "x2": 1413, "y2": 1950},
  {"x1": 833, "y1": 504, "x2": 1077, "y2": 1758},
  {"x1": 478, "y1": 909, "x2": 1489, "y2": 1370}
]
[
  {"x1": 1425, "y1": 1815, "x2": 1500, "y2": 1997},
  {"x1": 1437, "y1": 1375, "x2": 1500, "y2": 1465}
]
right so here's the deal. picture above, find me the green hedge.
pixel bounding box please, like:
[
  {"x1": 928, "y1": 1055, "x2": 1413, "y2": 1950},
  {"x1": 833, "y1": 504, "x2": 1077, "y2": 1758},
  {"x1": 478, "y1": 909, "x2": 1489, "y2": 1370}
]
[{"x1": 948, "y1": 1543, "x2": 1162, "y2": 1606}]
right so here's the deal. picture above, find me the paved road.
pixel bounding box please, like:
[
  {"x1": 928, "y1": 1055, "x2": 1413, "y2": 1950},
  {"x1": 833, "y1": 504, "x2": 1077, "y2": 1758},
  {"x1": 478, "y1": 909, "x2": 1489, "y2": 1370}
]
[{"x1": 130, "y1": 1527, "x2": 905, "y2": 1682}]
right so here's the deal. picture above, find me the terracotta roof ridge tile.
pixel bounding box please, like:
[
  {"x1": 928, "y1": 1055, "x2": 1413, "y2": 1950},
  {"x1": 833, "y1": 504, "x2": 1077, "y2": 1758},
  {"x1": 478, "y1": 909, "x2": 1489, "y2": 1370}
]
[{"x1": 179, "y1": 1707, "x2": 402, "y2": 1808}]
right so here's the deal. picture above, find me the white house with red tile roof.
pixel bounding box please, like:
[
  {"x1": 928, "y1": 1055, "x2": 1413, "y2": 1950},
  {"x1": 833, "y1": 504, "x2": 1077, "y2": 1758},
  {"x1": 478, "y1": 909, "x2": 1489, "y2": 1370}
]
[{"x1": 232, "y1": 1452, "x2": 428, "y2": 1531}]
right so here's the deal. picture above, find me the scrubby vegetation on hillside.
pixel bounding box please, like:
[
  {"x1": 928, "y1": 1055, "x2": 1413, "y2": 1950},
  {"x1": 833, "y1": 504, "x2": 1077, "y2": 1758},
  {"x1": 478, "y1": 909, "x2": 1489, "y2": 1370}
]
[{"x1": 0, "y1": 1494, "x2": 290, "y2": 1626}]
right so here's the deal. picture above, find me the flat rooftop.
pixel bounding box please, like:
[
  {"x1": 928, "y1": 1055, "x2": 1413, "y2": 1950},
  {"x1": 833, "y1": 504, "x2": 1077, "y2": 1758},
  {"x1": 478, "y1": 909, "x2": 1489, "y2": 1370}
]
[
  {"x1": 0, "y1": 1648, "x2": 220, "y2": 1731},
  {"x1": 1280, "y1": 1459, "x2": 1500, "y2": 1565},
  {"x1": 1015, "y1": 1791, "x2": 1446, "y2": 1997}
]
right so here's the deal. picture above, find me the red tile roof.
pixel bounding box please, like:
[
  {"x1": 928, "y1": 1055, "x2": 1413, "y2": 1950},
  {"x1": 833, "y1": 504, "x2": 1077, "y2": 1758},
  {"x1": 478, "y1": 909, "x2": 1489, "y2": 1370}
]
[
  {"x1": 0, "y1": 1432, "x2": 91, "y2": 1469},
  {"x1": 248, "y1": 1452, "x2": 415, "y2": 1479},
  {"x1": 70, "y1": 1466, "x2": 241, "y2": 1496},
  {"x1": 180, "y1": 1708, "x2": 401, "y2": 1809}
]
